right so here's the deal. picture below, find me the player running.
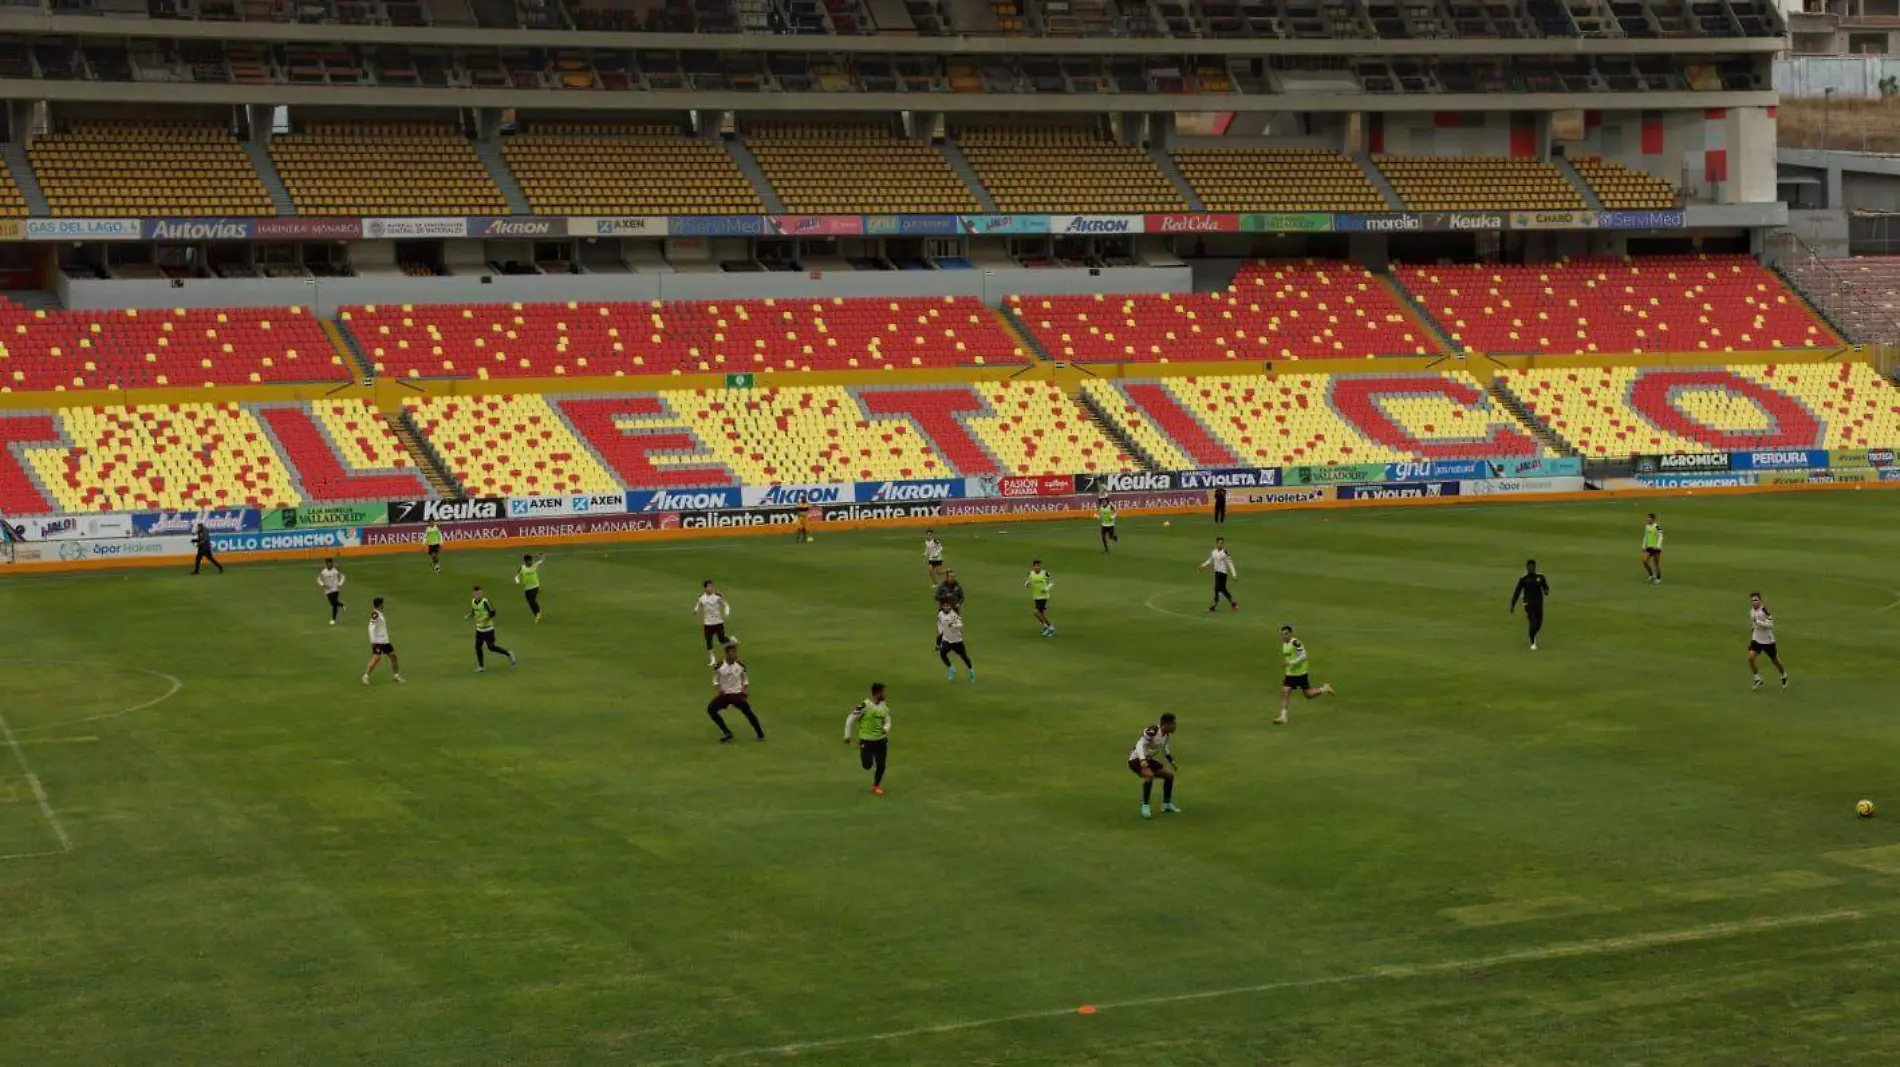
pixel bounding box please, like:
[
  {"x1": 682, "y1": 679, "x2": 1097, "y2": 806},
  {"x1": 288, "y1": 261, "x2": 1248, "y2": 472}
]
[
  {"x1": 934, "y1": 568, "x2": 965, "y2": 611},
  {"x1": 1276, "y1": 624, "x2": 1336, "y2": 724},
  {"x1": 361, "y1": 597, "x2": 404, "y2": 685},
  {"x1": 1128, "y1": 713, "x2": 1179, "y2": 820},
  {"x1": 1510, "y1": 558, "x2": 1550, "y2": 650},
  {"x1": 1024, "y1": 559, "x2": 1056, "y2": 636},
  {"x1": 1199, "y1": 536, "x2": 1239, "y2": 612},
  {"x1": 937, "y1": 602, "x2": 975, "y2": 682},
  {"x1": 1099, "y1": 498, "x2": 1119, "y2": 552},
  {"x1": 924, "y1": 529, "x2": 946, "y2": 586},
  {"x1": 424, "y1": 522, "x2": 444, "y2": 573},
  {"x1": 515, "y1": 553, "x2": 547, "y2": 622},
  {"x1": 466, "y1": 585, "x2": 518, "y2": 673},
  {"x1": 844, "y1": 682, "x2": 893, "y2": 795},
  {"x1": 695, "y1": 579, "x2": 734, "y2": 666},
  {"x1": 1747, "y1": 592, "x2": 1789, "y2": 691},
  {"x1": 707, "y1": 644, "x2": 765, "y2": 742},
  {"x1": 317, "y1": 557, "x2": 347, "y2": 624},
  {"x1": 1641, "y1": 513, "x2": 1664, "y2": 584}
]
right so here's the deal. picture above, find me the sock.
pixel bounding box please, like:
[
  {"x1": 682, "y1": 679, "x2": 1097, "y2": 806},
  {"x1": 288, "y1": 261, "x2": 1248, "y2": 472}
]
[
  {"x1": 708, "y1": 708, "x2": 732, "y2": 737},
  {"x1": 1162, "y1": 777, "x2": 1174, "y2": 803},
  {"x1": 1142, "y1": 779, "x2": 1153, "y2": 803},
  {"x1": 738, "y1": 705, "x2": 763, "y2": 738}
]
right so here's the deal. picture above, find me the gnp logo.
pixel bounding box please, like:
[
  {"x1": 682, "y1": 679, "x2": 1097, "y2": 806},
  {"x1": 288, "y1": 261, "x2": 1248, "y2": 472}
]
[
  {"x1": 638, "y1": 488, "x2": 740, "y2": 512},
  {"x1": 869, "y1": 481, "x2": 956, "y2": 502}
]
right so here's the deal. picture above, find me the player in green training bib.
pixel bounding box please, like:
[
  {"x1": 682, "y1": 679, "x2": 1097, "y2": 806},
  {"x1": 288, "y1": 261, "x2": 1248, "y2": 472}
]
[
  {"x1": 1276, "y1": 624, "x2": 1335, "y2": 725},
  {"x1": 515, "y1": 553, "x2": 547, "y2": 622},
  {"x1": 424, "y1": 523, "x2": 443, "y2": 573},
  {"x1": 1099, "y1": 498, "x2": 1119, "y2": 553},
  {"x1": 1024, "y1": 559, "x2": 1056, "y2": 637},
  {"x1": 1641, "y1": 512, "x2": 1664, "y2": 585},
  {"x1": 843, "y1": 682, "x2": 894, "y2": 795},
  {"x1": 465, "y1": 585, "x2": 518, "y2": 673}
]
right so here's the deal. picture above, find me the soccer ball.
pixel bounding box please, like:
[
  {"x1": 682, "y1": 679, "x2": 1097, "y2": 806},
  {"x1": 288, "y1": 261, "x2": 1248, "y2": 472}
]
[
  {"x1": 1857, "y1": 799, "x2": 1875, "y2": 818},
  {"x1": 1163, "y1": 521, "x2": 1172, "y2": 528}
]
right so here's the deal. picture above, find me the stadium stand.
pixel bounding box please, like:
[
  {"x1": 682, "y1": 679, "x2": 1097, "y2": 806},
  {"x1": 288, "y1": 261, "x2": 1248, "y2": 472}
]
[
  {"x1": 1495, "y1": 363, "x2": 1900, "y2": 455},
  {"x1": 343, "y1": 297, "x2": 1028, "y2": 379},
  {"x1": 1567, "y1": 157, "x2": 1678, "y2": 210},
  {"x1": 402, "y1": 393, "x2": 626, "y2": 498},
  {"x1": 956, "y1": 124, "x2": 1187, "y2": 213},
  {"x1": 501, "y1": 123, "x2": 764, "y2": 216},
  {"x1": 268, "y1": 121, "x2": 507, "y2": 216},
  {"x1": 1169, "y1": 149, "x2": 1389, "y2": 213},
  {"x1": 745, "y1": 120, "x2": 980, "y2": 215},
  {"x1": 1010, "y1": 261, "x2": 1443, "y2": 363},
  {"x1": 1083, "y1": 372, "x2": 1541, "y2": 469},
  {"x1": 1374, "y1": 155, "x2": 1585, "y2": 211},
  {"x1": 0, "y1": 302, "x2": 349, "y2": 390},
  {"x1": 0, "y1": 156, "x2": 25, "y2": 218},
  {"x1": 27, "y1": 121, "x2": 272, "y2": 218},
  {"x1": 1396, "y1": 257, "x2": 1839, "y2": 355}
]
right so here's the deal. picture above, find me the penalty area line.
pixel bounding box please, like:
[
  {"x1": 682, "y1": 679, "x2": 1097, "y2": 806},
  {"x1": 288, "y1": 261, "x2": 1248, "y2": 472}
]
[
  {"x1": 655, "y1": 907, "x2": 1871, "y2": 1066},
  {"x1": 0, "y1": 707, "x2": 72, "y2": 855}
]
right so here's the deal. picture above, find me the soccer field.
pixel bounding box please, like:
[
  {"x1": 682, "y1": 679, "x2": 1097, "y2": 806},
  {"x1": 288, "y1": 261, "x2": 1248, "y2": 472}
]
[{"x1": 4, "y1": 491, "x2": 1900, "y2": 1066}]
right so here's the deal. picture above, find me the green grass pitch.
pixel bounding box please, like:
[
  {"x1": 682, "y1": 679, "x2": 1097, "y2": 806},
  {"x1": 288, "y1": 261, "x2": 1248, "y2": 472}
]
[{"x1": 4, "y1": 492, "x2": 1900, "y2": 1066}]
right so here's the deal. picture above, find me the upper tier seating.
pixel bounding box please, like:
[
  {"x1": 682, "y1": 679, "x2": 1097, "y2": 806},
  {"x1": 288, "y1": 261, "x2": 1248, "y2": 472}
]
[
  {"x1": 1569, "y1": 157, "x2": 1678, "y2": 210},
  {"x1": 957, "y1": 125, "x2": 1186, "y2": 213},
  {"x1": 1170, "y1": 149, "x2": 1388, "y2": 213},
  {"x1": 1495, "y1": 363, "x2": 1900, "y2": 456},
  {"x1": 746, "y1": 121, "x2": 979, "y2": 215},
  {"x1": 29, "y1": 122, "x2": 272, "y2": 218},
  {"x1": 2, "y1": 399, "x2": 424, "y2": 514},
  {"x1": 502, "y1": 123, "x2": 763, "y2": 216},
  {"x1": 1010, "y1": 261, "x2": 1443, "y2": 363},
  {"x1": 405, "y1": 381, "x2": 1132, "y2": 496},
  {"x1": 0, "y1": 154, "x2": 25, "y2": 218},
  {"x1": 1396, "y1": 256, "x2": 1839, "y2": 355},
  {"x1": 0, "y1": 302, "x2": 349, "y2": 390},
  {"x1": 269, "y1": 122, "x2": 507, "y2": 216},
  {"x1": 1374, "y1": 155, "x2": 1585, "y2": 211},
  {"x1": 342, "y1": 296, "x2": 1028, "y2": 379},
  {"x1": 1083, "y1": 372, "x2": 1543, "y2": 469}
]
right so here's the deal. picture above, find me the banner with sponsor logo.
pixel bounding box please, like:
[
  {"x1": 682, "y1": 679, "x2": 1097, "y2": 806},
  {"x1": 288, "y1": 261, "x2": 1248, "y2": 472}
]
[
  {"x1": 1885, "y1": 468, "x2": 1900, "y2": 482},
  {"x1": 1288, "y1": 463, "x2": 1389, "y2": 486},
  {"x1": 361, "y1": 218, "x2": 469, "y2": 239},
  {"x1": 852, "y1": 479, "x2": 965, "y2": 504},
  {"x1": 1598, "y1": 210, "x2": 1686, "y2": 230},
  {"x1": 471, "y1": 217, "x2": 567, "y2": 238},
  {"x1": 34, "y1": 535, "x2": 195, "y2": 563},
  {"x1": 821, "y1": 501, "x2": 943, "y2": 522},
  {"x1": 1634, "y1": 473, "x2": 1758, "y2": 488},
  {"x1": 967, "y1": 474, "x2": 1075, "y2": 498},
  {"x1": 1509, "y1": 210, "x2": 1599, "y2": 231},
  {"x1": 1335, "y1": 481, "x2": 1461, "y2": 501},
  {"x1": 1460, "y1": 476, "x2": 1587, "y2": 496},
  {"x1": 669, "y1": 216, "x2": 768, "y2": 237},
  {"x1": 767, "y1": 215, "x2": 864, "y2": 237},
  {"x1": 1389, "y1": 459, "x2": 1489, "y2": 482},
  {"x1": 625, "y1": 487, "x2": 742, "y2": 512},
  {"x1": 1076, "y1": 471, "x2": 1179, "y2": 494},
  {"x1": 1871, "y1": 448, "x2": 1898, "y2": 468},
  {"x1": 263, "y1": 504, "x2": 389, "y2": 531},
  {"x1": 1239, "y1": 213, "x2": 1333, "y2": 233},
  {"x1": 960, "y1": 215, "x2": 1050, "y2": 236},
  {"x1": 365, "y1": 513, "x2": 681, "y2": 546},
  {"x1": 5, "y1": 513, "x2": 134, "y2": 540},
  {"x1": 742, "y1": 483, "x2": 851, "y2": 508},
  {"x1": 1759, "y1": 468, "x2": 1878, "y2": 486},
  {"x1": 1634, "y1": 453, "x2": 1732, "y2": 474},
  {"x1": 0, "y1": 219, "x2": 22, "y2": 241},
  {"x1": 507, "y1": 492, "x2": 628, "y2": 518},
  {"x1": 131, "y1": 508, "x2": 261, "y2": 536},
  {"x1": 677, "y1": 510, "x2": 798, "y2": 531},
  {"x1": 385, "y1": 498, "x2": 505, "y2": 525},
  {"x1": 1485, "y1": 456, "x2": 1585, "y2": 479},
  {"x1": 1825, "y1": 448, "x2": 1894, "y2": 469},
  {"x1": 1731, "y1": 449, "x2": 1827, "y2": 471},
  {"x1": 145, "y1": 218, "x2": 255, "y2": 242},
  {"x1": 1334, "y1": 213, "x2": 1423, "y2": 234},
  {"x1": 942, "y1": 490, "x2": 1207, "y2": 518},
  {"x1": 1145, "y1": 213, "x2": 1239, "y2": 234},
  {"x1": 571, "y1": 216, "x2": 667, "y2": 237},
  {"x1": 1049, "y1": 215, "x2": 1142, "y2": 236},
  {"x1": 1232, "y1": 486, "x2": 1333, "y2": 506},
  {"x1": 1177, "y1": 468, "x2": 1281, "y2": 489},
  {"x1": 28, "y1": 218, "x2": 140, "y2": 241},
  {"x1": 1426, "y1": 212, "x2": 1506, "y2": 233},
  {"x1": 212, "y1": 527, "x2": 362, "y2": 553},
  {"x1": 864, "y1": 214, "x2": 961, "y2": 237},
  {"x1": 254, "y1": 217, "x2": 364, "y2": 241}
]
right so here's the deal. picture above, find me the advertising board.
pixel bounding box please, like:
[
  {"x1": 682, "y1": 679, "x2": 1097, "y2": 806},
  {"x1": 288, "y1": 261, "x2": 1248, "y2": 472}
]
[
  {"x1": 852, "y1": 480, "x2": 964, "y2": 503},
  {"x1": 941, "y1": 490, "x2": 1205, "y2": 517},
  {"x1": 131, "y1": 508, "x2": 261, "y2": 536},
  {"x1": 626, "y1": 487, "x2": 742, "y2": 512},
  {"x1": 44, "y1": 535, "x2": 194, "y2": 562},
  {"x1": 385, "y1": 498, "x2": 506, "y2": 525},
  {"x1": 1634, "y1": 473, "x2": 1758, "y2": 488},
  {"x1": 1389, "y1": 459, "x2": 1489, "y2": 482},
  {"x1": 966, "y1": 474, "x2": 1074, "y2": 498},
  {"x1": 820, "y1": 501, "x2": 944, "y2": 522},
  {"x1": 1485, "y1": 457, "x2": 1585, "y2": 479},
  {"x1": 361, "y1": 218, "x2": 469, "y2": 239},
  {"x1": 365, "y1": 514, "x2": 680, "y2": 545},
  {"x1": 1758, "y1": 469, "x2": 1878, "y2": 486},
  {"x1": 1177, "y1": 468, "x2": 1282, "y2": 489},
  {"x1": 1334, "y1": 481, "x2": 1461, "y2": 501},
  {"x1": 677, "y1": 510, "x2": 799, "y2": 530},
  {"x1": 263, "y1": 504, "x2": 388, "y2": 531},
  {"x1": 211, "y1": 528, "x2": 362, "y2": 553},
  {"x1": 1731, "y1": 449, "x2": 1828, "y2": 471},
  {"x1": 570, "y1": 216, "x2": 667, "y2": 237},
  {"x1": 1230, "y1": 486, "x2": 1333, "y2": 506},
  {"x1": 506, "y1": 492, "x2": 629, "y2": 518},
  {"x1": 1459, "y1": 476, "x2": 1587, "y2": 496},
  {"x1": 741, "y1": 483, "x2": 851, "y2": 508},
  {"x1": 1634, "y1": 453, "x2": 1732, "y2": 474},
  {"x1": 5, "y1": 513, "x2": 134, "y2": 540},
  {"x1": 1288, "y1": 463, "x2": 1389, "y2": 486},
  {"x1": 1074, "y1": 472, "x2": 1178, "y2": 494}
]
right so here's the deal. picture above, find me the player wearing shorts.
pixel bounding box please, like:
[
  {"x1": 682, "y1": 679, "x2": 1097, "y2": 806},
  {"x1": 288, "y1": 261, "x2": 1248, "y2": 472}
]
[
  {"x1": 707, "y1": 644, "x2": 765, "y2": 742},
  {"x1": 1641, "y1": 513, "x2": 1664, "y2": 584},
  {"x1": 1127, "y1": 713, "x2": 1179, "y2": 819},
  {"x1": 694, "y1": 579, "x2": 733, "y2": 666},
  {"x1": 1747, "y1": 592, "x2": 1788, "y2": 691},
  {"x1": 1025, "y1": 560, "x2": 1056, "y2": 637},
  {"x1": 317, "y1": 557, "x2": 346, "y2": 624},
  {"x1": 361, "y1": 598, "x2": 404, "y2": 684},
  {"x1": 924, "y1": 529, "x2": 946, "y2": 586},
  {"x1": 425, "y1": 523, "x2": 444, "y2": 573},
  {"x1": 515, "y1": 553, "x2": 546, "y2": 622},
  {"x1": 466, "y1": 586, "x2": 518, "y2": 673},
  {"x1": 1277, "y1": 625, "x2": 1336, "y2": 725},
  {"x1": 936, "y1": 603, "x2": 974, "y2": 682},
  {"x1": 844, "y1": 683, "x2": 893, "y2": 795},
  {"x1": 1099, "y1": 499, "x2": 1119, "y2": 553}
]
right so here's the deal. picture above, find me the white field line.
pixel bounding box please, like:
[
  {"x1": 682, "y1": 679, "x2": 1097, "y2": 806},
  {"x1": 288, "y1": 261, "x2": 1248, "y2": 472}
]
[
  {"x1": 0, "y1": 706, "x2": 72, "y2": 855},
  {"x1": 13, "y1": 663, "x2": 183, "y2": 736},
  {"x1": 652, "y1": 907, "x2": 1872, "y2": 1067}
]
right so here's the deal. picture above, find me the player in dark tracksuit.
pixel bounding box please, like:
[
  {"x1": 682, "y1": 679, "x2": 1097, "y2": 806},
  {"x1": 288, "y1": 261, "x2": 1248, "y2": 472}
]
[
  {"x1": 1510, "y1": 559, "x2": 1550, "y2": 650},
  {"x1": 1212, "y1": 486, "x2": 1228, "y2": 524},
  {"x1": 191, "y1": 523, "x2": 224, "y2": 574}
]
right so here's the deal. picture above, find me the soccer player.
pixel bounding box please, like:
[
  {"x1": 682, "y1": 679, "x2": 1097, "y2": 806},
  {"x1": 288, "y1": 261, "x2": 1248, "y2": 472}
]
[
  {"x1": 934, "y1": 568, "x2": 965, "y2": 611},
  {"x1": 466, "y1": 585, "x2": 517, "y2": 673},
  {"x1": 1747, "y1": 592, "x2": 1789, "y2": 691},
  {"x1": 1276, "y1": 624, "x2": 1336, "y2": 725},
  {"x1": 707, "y1": 644, "x2": 765, "y2": 742},
  {"x1": 1099, "y1": 497, "x2": 1119, "y2": 552},
  {"x1": 937, "y1": 602, "x2": 974, "y2": 681},
  {"x1": 1024, "y1": 559, "x2": 1056, "y2": 636},
  {"x1": 1641, "y1": 512, "x2": 1664, "y2": 584},
  {"x1": 695, "y1": 579, "x2": 733, "y2": 666},
  {"x1": 424, "y1": 522, "x2": 444, "y2": 573},
  {"x1": 1510, "y1": 559, "x2": 1551, "y2": 650},
  {"x1": 190, "y1": 523, "x2": 224, "y2": 575},
  {"x1": 924, "y1": 529, "x2": 946, "y2": 586},
  {"x1": 1212, "y1": 485, "x2": 1228, "y2": 524},
  {"x1": 844, "y1": 682, "x2": 893, "y2": 795},
  {"x1": 1128, "y1": 713, "x2": 1179, "y2": 819},
  {"x1": 317, "y1": 557, "x2": 346, "y2": 624},
  {"x1": 794, "y1": 506, "x2": 813, "y2": 545},
  {"x1": 515, "y1": 553, "x2": 546, "y2": 622},
  {"x1": 1199, "y1": 536, "x2": 1239, "y2": 612},
  {"x1": 362, "y1": 597, "x2": 404, "y2": 685}
]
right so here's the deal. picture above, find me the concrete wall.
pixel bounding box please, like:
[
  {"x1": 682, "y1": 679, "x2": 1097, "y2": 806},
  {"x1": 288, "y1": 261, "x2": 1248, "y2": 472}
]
[
  {"x1": 1787, "y1": 209, "x2": 1852, "y2": 257},
  {"x1": 1373, "y1": 112, "x2": 1518, "y2": 156},
  {"x1": 1842, "y1": 169, "x2": 1900, "y2": 211},
  {"x1": 1775, "y1": 56, "x2": 1900, "y2": 99}
]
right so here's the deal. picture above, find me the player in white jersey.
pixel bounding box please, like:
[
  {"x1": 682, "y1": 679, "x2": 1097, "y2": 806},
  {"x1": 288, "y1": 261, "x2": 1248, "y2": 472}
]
[
  {"x1": 707, "y1": 644, "x2": 765, "y2": 742},
  {"x1": 1199, "y1": 536, "x2": 1239, "y2": 613},
  {"x1": 361, "y1": 597, "x2": 404, "y2": 685},
  {"x1": 1747, "y1": 592, "x2": 1788, "y2": 691},
  {"x1": 936, "y1": 603, "x2": 974, "y2": 682},
  {"x1": 1126, "y1": 713, "x2": 1179, "y2": 819},
  {"x1": 317, "y1": 557, "x2": 346, "y2": 624},
  {"x1": 694, "y1": 579, "x2": 734, "y2": 666},
  {"x1": 924, "y1": 529, "x2": 946, "y2": 586}
]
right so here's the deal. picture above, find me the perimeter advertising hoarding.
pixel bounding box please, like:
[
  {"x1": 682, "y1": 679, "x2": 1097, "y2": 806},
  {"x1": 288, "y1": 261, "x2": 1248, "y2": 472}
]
[
  {"x1": 505, "y1": 492, "x2": 629, "y2": 519},
  {"x1": 1730, "y1": 449, "x2": 1828, "y2": 471},
  {"x1": 1074, "y1": 471, "x2": 1178, "y2": 494},
  {"x1": 263, "y1": 504, "x2": 389, "y2": 531},
  {"x1": 820, "y1": 501, "x2": 944, "y2": 522},
  {"x1": 364, "y1": 514, "x2": 681, "y2": 545},
  {"x1": 6, "y1": 513, "x2": 134, "y2": 540},
  {"x1": 1460, "y1": 476, "x2": 1587, "y2": 497},
  {"x1": 625, "y1": 487, "x2": 743, "y2": 512},
  {"x1": 131, "y1": 509, "x2": 261, "y2": 535},
  {"x1": 941, "y1": 490, "x2": 1206, "y2": 517},
  {"x1": 741, "y1": 483, "x2": 851, "y2": 508},
  {"x1": 1334, "y1": 481, "x2": 1461, "y2": 501},
  {"x1": 385, "y1": 498, "x2": 506, "y2": 525},
  {"x1": 1634, "y1": 473, "x2": 1758, "y2": 488},
  {"x1": 1826, "y1": 448, "x2": 1895, "y2": 469},
  {"x1": 851, "y1": 479, "x2": 965, "y2": 503},
  {"x1": 1485, "y1": 456, "x2": 1585, "y2": 478},
  {"x1": 864, "y1": 215, "x2": 961, "y2": 237},
  {"x1": 1177, "y1": 468, "x2": 1282, "y2": 489},
  {"x1": 1230, "y1": 486, "x2": 1333, "y2": 506},
  {"x1": 1758, "y1": 469, "x2": 1878, "y2": 486},
  {"x1": 965, "y1": 474, "x2": 1075, "y2": 498},
  {"x1": 676, "y1": 510, "x2": 799, "y2": 530},
  {"x1": 25, "y1": 535, "x2": 195, "y2": 563},
  {"x1": 1388, "y1": 459, "x2": 1490, "y2": 482},
  {"x1": 1288, "y1": 463, "x2": 1389, "y2": 486},
  {"x1": 211, "y1": 528, "x2": 362, "y2": 553},
  {"x1": 1634, "y1": 453, "x2": 1732, "y2": 474}
]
